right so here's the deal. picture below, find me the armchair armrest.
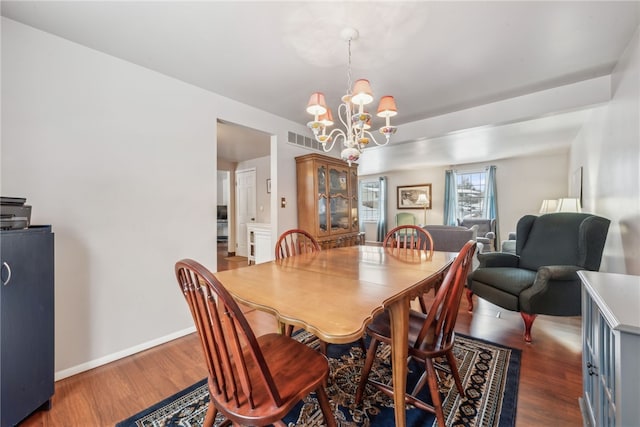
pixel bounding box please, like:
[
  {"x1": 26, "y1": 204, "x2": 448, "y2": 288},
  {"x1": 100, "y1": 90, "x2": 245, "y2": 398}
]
[
  {"x1": 477, "y1": 251, "x2": 519, "y2": 268},
  {"x1": 485, "y1": 231, "x2": 496, "y2": 240},
  {"x1": 537, "y1": 265, "x2": 583, "y2": 281},
  {"x1": 520, "y1": 265, "x2": 583, "y2": 312}
]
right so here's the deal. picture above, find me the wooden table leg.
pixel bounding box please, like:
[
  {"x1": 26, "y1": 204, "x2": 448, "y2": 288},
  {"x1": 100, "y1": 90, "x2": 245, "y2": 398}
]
[{"x1": 387, "y1": 298, "x2": 410, "y2": 427}]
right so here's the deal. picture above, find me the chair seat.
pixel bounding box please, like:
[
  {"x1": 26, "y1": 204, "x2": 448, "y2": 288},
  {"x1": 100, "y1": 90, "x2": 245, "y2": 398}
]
[
  {"x1": 212, "y1": 333, "x2": 329, "y2": 423},
  {"x1": 471, "y1": 267, "x2": 536, "y2": 296}
]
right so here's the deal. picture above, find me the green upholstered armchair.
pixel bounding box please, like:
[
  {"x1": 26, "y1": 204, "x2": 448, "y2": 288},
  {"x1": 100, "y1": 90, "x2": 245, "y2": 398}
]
[
  {"x1": 466, "y1": 213, "x2": 610, "y2": 342},
  {"x1": 396, "y1": 212, "x2": 416, "y2": 226},
  {"x1": 395, "y1": 212, "x2": 416, "y2": 237}
]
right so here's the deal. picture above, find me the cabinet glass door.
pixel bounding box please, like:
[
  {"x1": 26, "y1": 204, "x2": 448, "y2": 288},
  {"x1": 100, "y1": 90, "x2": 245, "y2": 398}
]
[
  {"x1": 328, "y1": 166, "x2": 349, "y2": 232},
  {"x1": 350, "y1": 168, "x2": 359, "y2": 231},
  {"x1": 317, "y1": 165, "x2": 328, "y2": 234}
]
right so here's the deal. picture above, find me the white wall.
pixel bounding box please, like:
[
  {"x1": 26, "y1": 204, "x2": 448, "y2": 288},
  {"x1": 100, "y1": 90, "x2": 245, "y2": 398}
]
[
  {"x1": 361, "y1": 150, "x2": 569, "y2": 245},
  {"x1": 0, "y1": 18, "x2": 306, "y2": 378},
  {"x1": 569, "y1": 25, "x2": 640, "y2": 274}
]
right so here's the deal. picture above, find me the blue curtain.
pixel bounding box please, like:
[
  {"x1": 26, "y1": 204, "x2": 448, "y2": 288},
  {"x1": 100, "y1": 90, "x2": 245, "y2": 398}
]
[
  {"x1": 376, "y1": 176, "x2": 387, "y2": 241},
  {"x1": 483, "y1": 165, "x2": 499, "y2": 249},
  {"x1": 443, "y1": 170, "x2": 458, "y2": 226}
]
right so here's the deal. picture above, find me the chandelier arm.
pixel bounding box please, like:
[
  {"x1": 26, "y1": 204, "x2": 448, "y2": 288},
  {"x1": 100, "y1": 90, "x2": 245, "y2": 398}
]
[
  {"x1": 337, "y1": 102, "x2": 352, "y2": 131},
  {"x1": 362, "y1": 130, "x2": 386, "y2": 146},
  {"x1": 316, "y1": 128, "x2": 347, "y2": 152}
]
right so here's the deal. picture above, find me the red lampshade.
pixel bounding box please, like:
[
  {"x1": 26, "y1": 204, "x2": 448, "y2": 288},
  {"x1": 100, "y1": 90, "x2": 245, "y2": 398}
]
[
  {"x1": 319, "y1": 108, "x2": 334, "y2": 126},
  {"x1": 306, "y1": 92, "x2": 327, "y2": 116},
  {"x1": 351, "y1": 79, "x2": 373, "y2": 105},
  {"x1": 376, "y1": 95, "x2": 398, "y2": 118}
]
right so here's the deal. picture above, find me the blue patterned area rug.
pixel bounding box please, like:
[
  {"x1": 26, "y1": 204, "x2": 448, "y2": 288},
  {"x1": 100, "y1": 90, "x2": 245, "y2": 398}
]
[{"x1": 116, "y1": 332, "x2": 520, "y2": 427}]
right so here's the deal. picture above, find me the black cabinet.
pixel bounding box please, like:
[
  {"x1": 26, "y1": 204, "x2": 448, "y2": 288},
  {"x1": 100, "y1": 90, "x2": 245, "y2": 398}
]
[{"x1": 1, "y1": 226, "x2": 54, "y2": 427}]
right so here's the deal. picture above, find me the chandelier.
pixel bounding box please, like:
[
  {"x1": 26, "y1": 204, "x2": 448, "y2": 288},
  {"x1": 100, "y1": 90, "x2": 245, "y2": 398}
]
[{"x1": 305, "y1": 28, "x2": 398, "y2": 166}]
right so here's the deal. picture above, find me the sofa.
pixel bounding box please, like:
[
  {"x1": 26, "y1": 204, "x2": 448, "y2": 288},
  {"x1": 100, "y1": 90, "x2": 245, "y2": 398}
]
[
  {"x1": 422, "y1": 224, "x2": 478, "y2": 252},
  {"x1": 501, "y1": 231, "x2": 517, "y2": 254},
  {"x1": 457, "y1": 218, "x2": 496, "y2": 251}
]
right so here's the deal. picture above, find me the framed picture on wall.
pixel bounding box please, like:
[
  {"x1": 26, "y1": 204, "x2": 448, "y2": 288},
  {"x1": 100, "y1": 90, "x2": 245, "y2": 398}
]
[{"x1": 397, "y1": 184, "x2": 432, "y2": 209}]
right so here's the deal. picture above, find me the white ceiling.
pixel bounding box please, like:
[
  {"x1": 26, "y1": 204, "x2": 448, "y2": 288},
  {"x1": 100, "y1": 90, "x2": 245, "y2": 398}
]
[{"x1": 2, "y1": 1, "x2": 638, "y2": 173}]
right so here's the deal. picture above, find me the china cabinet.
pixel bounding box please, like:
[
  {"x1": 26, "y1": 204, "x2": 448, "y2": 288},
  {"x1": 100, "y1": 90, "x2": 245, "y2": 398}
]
[
  {"x1": 296, "y1": 153, "x2": 363, "y2": 249},
  {"x1": 1, "y1": 226, "x2": 54, "y2": 427},
  {"x1": 578, "y1": 271, "x2": 640, "y2": 427}
]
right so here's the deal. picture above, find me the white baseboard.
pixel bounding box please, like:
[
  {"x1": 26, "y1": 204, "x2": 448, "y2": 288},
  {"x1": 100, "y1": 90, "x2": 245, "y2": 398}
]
[{"x1": 54, "y1": 326, "x2": 196, "y2": 381}]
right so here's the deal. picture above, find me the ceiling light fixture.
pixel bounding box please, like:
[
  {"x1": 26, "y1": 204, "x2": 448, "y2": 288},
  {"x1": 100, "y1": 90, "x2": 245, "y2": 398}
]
[{"x1": 305, "y1": 27, "x2": 398, "y2": 166}]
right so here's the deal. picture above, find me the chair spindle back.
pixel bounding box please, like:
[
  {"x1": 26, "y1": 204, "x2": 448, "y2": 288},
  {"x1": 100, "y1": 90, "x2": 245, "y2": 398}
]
[
  {"x1": 175, "y1": 259, "x2": 282, "y2": 409},
  {"x1": 275, "y1": 229, "x2": 321, "y2": 260},
  {"x1": 383, "y1": 225, "x2": 434, "y2": 258}
]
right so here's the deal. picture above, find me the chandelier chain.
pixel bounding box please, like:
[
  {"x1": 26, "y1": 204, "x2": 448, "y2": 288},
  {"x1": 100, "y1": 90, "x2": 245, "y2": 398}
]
[{"x1": 347, "y1": 39, "x2": 352, "y2": 96}]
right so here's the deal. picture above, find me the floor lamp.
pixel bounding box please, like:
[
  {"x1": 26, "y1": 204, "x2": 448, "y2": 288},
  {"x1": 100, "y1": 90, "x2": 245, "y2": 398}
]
[{"x1": 416, "y1": 193, "x2": 429, "y2": 225}]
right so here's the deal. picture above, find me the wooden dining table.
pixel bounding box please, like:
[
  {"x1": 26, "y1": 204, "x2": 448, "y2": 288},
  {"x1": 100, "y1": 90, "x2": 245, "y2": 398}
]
[{"x1": 215, "y1": 244, "x2": 456, "y2": 427}]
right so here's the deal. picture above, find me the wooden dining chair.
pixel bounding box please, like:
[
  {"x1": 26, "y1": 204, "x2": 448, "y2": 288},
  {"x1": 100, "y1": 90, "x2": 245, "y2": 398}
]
[
  {"x1": 355, "y1": 240, "x2": 477, "y2": 427},
  {"x1": 175, "y1": 259, "x2": 335, "y2": 427},
  {"x1": 274, "y1": 229, "x2": 321, "y2": 260},
  {"x1": 383, "y1": 224, "x2": 434, "y2": 255},
  {"x1": 274, "y1": 229, "x2": 324, "y2": 342},
  {"x1": 384, "y1": 224, "x2": 435, "y2": 312}
]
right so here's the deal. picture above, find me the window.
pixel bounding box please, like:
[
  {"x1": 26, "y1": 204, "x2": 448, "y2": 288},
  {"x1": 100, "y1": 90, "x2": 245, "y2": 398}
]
[
  {"x1": 456, "y1": 171, "x2": 486, "y2": 219},
  {"x1": 359, "y1": 180, "x2": 380, "y2": 222}
]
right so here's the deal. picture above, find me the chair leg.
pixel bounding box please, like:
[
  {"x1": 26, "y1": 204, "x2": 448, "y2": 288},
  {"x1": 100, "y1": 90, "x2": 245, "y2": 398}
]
[
  {"x1": 355, "y1": 338, "x2": 381, "y2": 405},
  {"x1": 203, "y1": 403, "x2": 217, "y2": 427},
  {"x1": 418, "y1": 295, "x2": 429, "y2": 314},
  {"x1": 358, "y1": 337, "x2": 367, "y2": 353},
  {"x1": 445, "y1": 349, "x2": 464, "y2": 395},
  {"x1": 285, "y1": 324, "x2": 294, "y2": 337},
  {"x1": 425, "y1": 358, "x2": 446, "y2": 427},
  {"x1": 466, "y1": 288, "x2": 474, "y2": 312},
  {"x1": 411, "y1": 369, "x2": 430, "y2": 398},
  {"x1": 319, "y1": 339, "x2": 328, "y2": 355},
  {"x1": 521, "y1": 312, "x2": 537, "y2": 343},
  {"x1": 315, "y1": 385, "x2": 336, "y2": 427}
]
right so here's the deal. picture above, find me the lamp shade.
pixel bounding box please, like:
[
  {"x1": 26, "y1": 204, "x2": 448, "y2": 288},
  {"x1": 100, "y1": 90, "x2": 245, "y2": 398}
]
[
  {"x1": 556, "y1": 198, "x2": 582, "y2": 212},
  {"x1": 376, "y1": 95, "x2": 398, "y2": 118},
  {"x1": 539, "y1": 199, "x2": 559, "y2": 214},
  {"x1": 319, "y1": 108, "x2": 334, "y2": 127},
  {"x1": 416, "y1": 193, "x2": 429, "y2": 206},
  {"x1": 351, "y1": 79, "x2": 373, "y2": 105},
  {"x1": 306, "y1": 92, "x2": 327, "y2": 116}
]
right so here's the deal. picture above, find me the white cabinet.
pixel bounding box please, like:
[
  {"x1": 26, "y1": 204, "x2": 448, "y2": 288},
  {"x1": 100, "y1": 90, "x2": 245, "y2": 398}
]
[
  {"x1": 247, "y1": 223, "x2": 272, "y2": 265},
  {"x1": 578, "y1": 271, "x2": 640, "y2": 427}
]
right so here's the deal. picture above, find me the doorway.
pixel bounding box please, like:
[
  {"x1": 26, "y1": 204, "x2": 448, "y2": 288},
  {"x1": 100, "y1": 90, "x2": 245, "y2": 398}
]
[{"x1": 216, "y1": 120, "x2": 271, "y2": 258}]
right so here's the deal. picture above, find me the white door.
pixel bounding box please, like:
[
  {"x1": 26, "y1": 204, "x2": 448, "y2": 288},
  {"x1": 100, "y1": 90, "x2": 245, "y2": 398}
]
[{"x1": 235, "y1": 168, "x2": 256, "y2": 257}]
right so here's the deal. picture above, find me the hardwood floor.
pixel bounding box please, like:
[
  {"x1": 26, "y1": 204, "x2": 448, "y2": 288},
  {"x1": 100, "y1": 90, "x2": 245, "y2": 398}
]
[{"x1": 20, "y1": 245, "x2": 583, "y2": 426}]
